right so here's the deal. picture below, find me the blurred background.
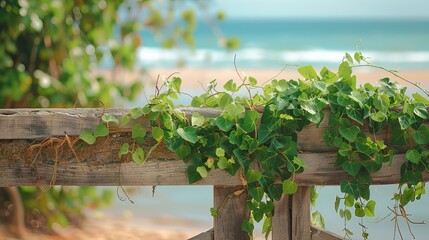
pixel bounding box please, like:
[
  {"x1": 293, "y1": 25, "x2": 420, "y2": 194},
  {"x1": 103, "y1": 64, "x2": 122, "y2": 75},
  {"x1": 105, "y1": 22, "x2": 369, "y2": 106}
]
[{"x1": 1, "y1": 0, "x2": 429, "y2": 239}]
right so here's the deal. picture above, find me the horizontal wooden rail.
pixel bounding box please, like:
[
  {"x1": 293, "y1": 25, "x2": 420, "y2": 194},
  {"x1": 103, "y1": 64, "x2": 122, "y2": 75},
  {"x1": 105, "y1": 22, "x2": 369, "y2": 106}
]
[
  {"x1": 0, "y1": 138, "x2": 423, "y2": 187},
  {"x1": 1, "y1": 108, "x2": 427, "y2": 187}
]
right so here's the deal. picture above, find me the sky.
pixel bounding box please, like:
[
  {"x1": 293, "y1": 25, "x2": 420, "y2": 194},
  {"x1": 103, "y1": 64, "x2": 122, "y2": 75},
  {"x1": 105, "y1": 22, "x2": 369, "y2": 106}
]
[{"x1": 215, "y1": 0, "x2": 429, "y2": 20}]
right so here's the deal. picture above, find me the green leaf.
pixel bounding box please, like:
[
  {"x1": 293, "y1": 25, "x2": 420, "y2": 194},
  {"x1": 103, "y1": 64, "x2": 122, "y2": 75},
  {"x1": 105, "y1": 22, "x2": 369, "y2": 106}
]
[
  {"x1": 398, "y1": 115, "x2": 415, "y2": 130},
  {"x1": 313, "y1": 81, "x2": 328, "y2": 93},
  {"x1": 79, "y1": 130, "x2": 96, "y2": 145},
  {"x1": 246, "y1": 169, "x2": 262, "y2": 183},
  {"x1": 215, "y1": 116, "x2": 234, "y2": 132},
  {"x1": 186, "y1": 165, "x2": 202, "y2": 184},
  {"x1": 373, "y1": 95, "x2": 389, "y2": 112},
  {"x1": 414, "y1": 125, "x2": 429, "y2": 144},
  {"x1": 262, "y1": 215, "x2": 272, "y2": 238},
  {"x1": 240, "y1": 110, "x2": 259, "y2": 132},
  {"x1": 93, "y1": 123, "x2": 109, "y2": 138},
  {"x1": 320, "y1": 67, "x2": 338, "y2": 84},
  {"x1": 414, "y1": 105, "x2": 429, "y2": 119},
  {"x1": 219, "y1": 94, "x2": 233, "y2": 109},
  {"x1": 132, "y1": 124, "x2": 146, "y2": 141},
  {"x1": 364, "y1": 200, "x2": 376, "y2": 217},
  {"x1": 355, "y1": 205, "x2": 365, "y2": 217},
  {"x1": 344, "y1": 194, "x2": 354, "y2": 207},
  {"x1": 293, "y1": 156, "x2": 307, "y2": 168},
  {"x1": 248, "y1": 76, "x2": 257, "y2": 86},
  {"x1": 241, "y1": 220, "x2": 254, "y2": 233},
  {"x1": 225, "y1": 103, "x2": 245, "y2": 118},
  {"x1": 177, "y1": 127, "x2": 198, "y2": 143},
  {"x1": 129, "y1": 107, "x2": 145, "y2": 119},
  {"x1": 345, "y1": 52, "x2": 354, "y2": 63},
  {"x1": 217, "y1": 156, "x2": 229, "y2": 169},
  {"x1": 350, "y1": 91, "x2": 366, "y2": 107},
  {"x1": 412, "y1": 92, "x2": 429, "y2": 105},
  {"x1": 121, "y1": 115, "x2": 131, "y2": 126},
  {"x1": 249, "y1": 187, "x2": 264, "y2": 202},
  {"x1": 191, "y1": 112, "x2": 205, "y2": 127},
  {"x1": 132, "y1": 147, "x2": 145, "y2": 164},
  {"x1": 335, "y1": 196, "x2": 340, "y2": 212},
  {"x1": 344, "y1": 228, "x2": 353, "y2": 236},
  {"x1": 282, "y1": 180, "x2": 298, "y2": 195},
  {"x1": 340, "y1": 180, "x2": 360, "y2": 199},
  {"x1": 311, "y1": 211, "x2": 326, "y2": 228},
  {"x1": 346, "y1": 108, "x2": 363, "y2": 125},
  {"x1": 406, "y1": 149, "x2": 421, "y2": 164},
  {"x1": 224, "y1": 79, "x2": 237, "y2": 92},
  {"x1": 176, "y1": 144, "x2": 191, "y2": 159},
  {"x1": 301, "y1": 101, "x2": 318, "y2": 115},
  {"x1": 354, "y1": 52, "x2": 362, "y2": 63},
  {"x1": 339, "y1": 125, "x2": 360, "y2": 142},
  {"x1": 344, "y1": 209, "x2": 352, "y2": 221},
  {"x1": 342, "y1": 161, "x2": 361, "y2": 176},
  {"x1": 370, "y1": 111, "x2": 387, "y2": 122},
  {"x1": 118, "y1": 143, "x2": 129, "y2": 158},
  {"x1": 268, "y1": 184, "x2": 283, "y2": 201},
  {"x1": 216, "y1": 148, "x2": 225, "y2": 157},
  {"x1": 210, "y1": 207, "x2": 218, "y2": 217},
  {"x1": 171, "y1": 77, "x2": 182, "y2": 92},
  {"x1": 151, "y1": 127, "x2": 164, "y2": 142},
  {"x1": 196, "y1": 166, "x2": 208, "y2": 178},
  {"x1": 339, "y1": 142, "x2": 352, "y2": 156},
  {"x1": 298, "y1": 65, "x2": 318, "y2": 80},
  {"x1": 102, "y1": 114, "x2": 119, "y2": 124}
]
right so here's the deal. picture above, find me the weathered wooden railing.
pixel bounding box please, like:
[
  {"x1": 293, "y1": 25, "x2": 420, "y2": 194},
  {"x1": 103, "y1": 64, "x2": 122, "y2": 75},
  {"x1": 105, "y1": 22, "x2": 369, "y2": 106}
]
[{"x1": 1, "y1": 108, "x2": 426, "y2": 240}]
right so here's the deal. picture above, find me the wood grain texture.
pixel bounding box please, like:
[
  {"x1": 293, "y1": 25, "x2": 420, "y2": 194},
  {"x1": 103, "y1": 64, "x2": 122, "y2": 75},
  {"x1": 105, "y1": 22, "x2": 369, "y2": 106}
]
[
  {"x1": 0, "y1": 137, "x2": 426, "y2": 187},
  {"x1": 1, "y1": 108, "x2": 413, "y2": 153},
  {"x1": 213, "y1": 186, "x2": 249, "y2": 240},
  {"x1": 272, "y1": 194, "x2": 291, "y2": 240},
  {"x1": 0, "y1": 107, "x2": 222, "y2": 139},
  {"x1": 310, "y1": 225, "x2": 342, "y2": 240},
  {"x1": 292, "y1": 187, "x2": 311, "y2": 240}
]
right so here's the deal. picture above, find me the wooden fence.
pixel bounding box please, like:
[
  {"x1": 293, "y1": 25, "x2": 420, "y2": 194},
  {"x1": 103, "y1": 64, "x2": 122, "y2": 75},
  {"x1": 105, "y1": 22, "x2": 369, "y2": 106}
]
[{"x1": 1, "y1": 108, "x2": 425, "y2": 240}]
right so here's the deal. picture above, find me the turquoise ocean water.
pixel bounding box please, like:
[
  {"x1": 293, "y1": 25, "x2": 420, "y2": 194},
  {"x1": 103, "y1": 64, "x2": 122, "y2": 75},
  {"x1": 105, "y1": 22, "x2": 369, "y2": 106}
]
[
  {"x1": 135, "y1": 19, "x2": 429, "y2": 70},
  {"x1": 106, "y1": 19, "x2": 429, "y2": 239}
]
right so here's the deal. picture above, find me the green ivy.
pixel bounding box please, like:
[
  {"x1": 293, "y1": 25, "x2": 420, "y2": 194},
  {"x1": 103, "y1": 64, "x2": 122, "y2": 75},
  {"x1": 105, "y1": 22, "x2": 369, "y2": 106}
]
[{"x1": 83, "y1": 52, "x2": 428, "y2": 239}]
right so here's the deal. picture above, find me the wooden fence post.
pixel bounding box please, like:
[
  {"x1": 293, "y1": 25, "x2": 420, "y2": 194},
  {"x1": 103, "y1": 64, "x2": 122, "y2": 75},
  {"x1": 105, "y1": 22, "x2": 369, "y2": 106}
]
[
  {"x1": 292, "y1": 186, "x2": 311, "y2": 240},
  {"x1": 272, "y1": 194, "x2": 291, "y2": 240},
  {"x1": 213, "y1": 185, "x2": 249, "y2": 240}
]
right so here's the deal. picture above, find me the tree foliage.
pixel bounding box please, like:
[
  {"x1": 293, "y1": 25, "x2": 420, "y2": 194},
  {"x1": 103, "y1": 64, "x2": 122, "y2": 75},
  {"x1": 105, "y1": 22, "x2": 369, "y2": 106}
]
[{"x1": 0, "y1": 0, "x2": 232, "y2": 232}]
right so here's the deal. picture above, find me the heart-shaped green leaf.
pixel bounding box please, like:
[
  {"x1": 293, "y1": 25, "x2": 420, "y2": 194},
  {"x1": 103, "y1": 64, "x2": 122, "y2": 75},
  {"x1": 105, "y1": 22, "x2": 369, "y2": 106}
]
[
  {"x1": 177, "y1": 127, "x2": 198, "y2": 143},
  {"x1": 339, "y1": 125, "x2": 360, "y2": 142},
  {"x1": 151, "y1": 127, "x2": 164, "y2": 142},
  {"x1": 79, "y1": 130, "x2": 96, "y2": 145},
  {"x1": 132, "y1": 147, "x2": 145, "y2": 164},
  {"x1": 282, "y1": 180, "x2": 298, "y2": 195}
]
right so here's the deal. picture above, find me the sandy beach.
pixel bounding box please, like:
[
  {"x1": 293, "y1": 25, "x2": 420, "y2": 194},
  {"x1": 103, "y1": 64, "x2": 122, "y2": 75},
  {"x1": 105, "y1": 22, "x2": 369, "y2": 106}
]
[
  {"x1": 0, "y1": 214, "x2": 202, "y2": 240},
  {"x1": 95, "y1": 67, "x2": 429, "y2": 94}
]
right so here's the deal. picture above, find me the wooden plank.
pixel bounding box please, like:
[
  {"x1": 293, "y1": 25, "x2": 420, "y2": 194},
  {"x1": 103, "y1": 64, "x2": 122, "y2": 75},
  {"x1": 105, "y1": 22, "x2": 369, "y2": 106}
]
[
  {"x1": 0, "y1": 107, "x2": 222, "y2": 139},
  {"x1": 188, "y1": 228, "x2": 214, "y2": 240},
  {"x1": 272, "y1": 194, "x2": 291, "y2": 240},
  {"x1": 0, "y1": 137, "x2": 427, "y2": 186},
  {"x1": 213, "y1": 186, "x2": 249, "y2": 240},
  {"x1": 292, "y1": 186, "x2": 311, "y2": 240},
  {"x1": 310, "y1": 225, "x2": 342, "y2": 240},
  {"x1": 1, "y1": 108, "x2": 413, "y2": 153}
]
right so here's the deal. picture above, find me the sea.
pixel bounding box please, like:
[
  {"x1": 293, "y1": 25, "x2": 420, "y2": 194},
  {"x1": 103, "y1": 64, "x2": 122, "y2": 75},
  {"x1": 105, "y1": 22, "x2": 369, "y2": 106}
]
[
  {"x1": 104, "y1": 19, "x2": 429, "y2": 239},
  {"x1": 134, "y1": 19, "x2": 429, "y2": 70}
]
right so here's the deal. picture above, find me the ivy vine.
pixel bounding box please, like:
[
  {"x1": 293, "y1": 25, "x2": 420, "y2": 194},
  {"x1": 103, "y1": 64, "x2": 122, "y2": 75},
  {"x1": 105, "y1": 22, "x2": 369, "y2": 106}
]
[{"x1": 80, "y1": 52, "x2": 429, "y2": 239}]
